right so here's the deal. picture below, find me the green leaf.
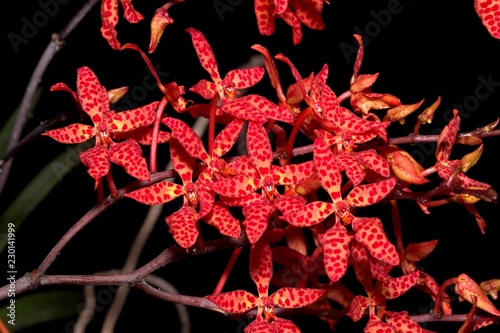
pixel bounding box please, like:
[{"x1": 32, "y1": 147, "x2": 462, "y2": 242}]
[
  {"x1": 0, "y1": 290, "x2": 83, "y2": 331},
  {"x1": 0, "y1": 88, "x2": 42, "y2": 157},
  {"x1": 0, "y1": 141, "x2": 92, "y2": 253}
]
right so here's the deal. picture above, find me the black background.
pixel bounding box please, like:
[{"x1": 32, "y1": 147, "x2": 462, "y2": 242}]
[{"x1": 2, "y1": 0, "x2": 500, "y2": 332}]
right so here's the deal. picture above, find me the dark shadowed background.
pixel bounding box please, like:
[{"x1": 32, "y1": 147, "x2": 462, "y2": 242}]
[{"x1": 2, "y1": 0, "x2": 500, "y2": 332}]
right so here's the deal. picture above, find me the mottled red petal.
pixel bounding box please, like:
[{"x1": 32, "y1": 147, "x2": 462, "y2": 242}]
[
  {"x1": 274, "y1": 318, "x2": 301, "y2": 333},
  {"x1": 272, "y1": 160, "x2": 316, "y2": 185},
  {"x1": 364, "y1": 317, "x2": 396, "y2": 333},
  {"x1": 80, "y1": 145, "x2": 110, "y2": 186},
  {"x1": 119, "y1": 0, "x2": 143, "y2": 23},
  {"x1": 211, "y1": 175, "x2": 262, "y2": 198},
  {"x1": 223, "y1": 67, "x2": 265, "y2": 91},
  {"x1": 109, "y1": 139, "x2": 150, "y2": 180},
  {"x1": 221, "y1": 98, "x2": 268, "y2": 123},
  {"x1": 254, "y1": 0, "x2": 277, "y2": 36},
  {"x1": 43, "y1": 123, "x2": 95, "y2": 144},
  {"x1": 162, "y1": 117, "x2": 210, "y2": 162},
  {"x1": 247, "y1": 122, "x2": 272, "y2": 177},
  {"x1": 76, "y1": 67, "x2": 106, "y2": 123},
  {"x1": 377, "y1": 271, "x2": 419, "y2": 300},
  {"x1": 189, "y1": 79, "x2": 218, "y2": 99},
  {"x1": 309, "y1": 64, "x2": 328, "y2": 107},
  {"x1": 272, "y1": 287, "x2": 325, "y2": 308},
  {"x1": 346, "y1": 177, "x2": 397, "y2": 208},
  {"x1": 336, "y1": 154, "x2": 365, "y2": 187},
  {"x1": 357, "y1": 149, "x2": 391, "y2": 178},
  {"x1": 125, "y1": 181, "x2": 184, "y2": 205},
  {"x1": 239, "y1": 94, "x2": 294, "y2": 124},
  {"x1": 274, "y1": 0, "x2": 289, "y2": 15},
  {"x1": 290, "y1": 0, "x2": 325, "y2": 30},
  {"x1": 280, "y1": 8, "x2": 303, "y2": 45},
  {"x1": 314, "y1": 136, "x2": 342, "y2": 201},
  {"x1": 100, "y1": 0, "x2": 121, "y2": 49},
  {"x1": 212, "y1": 119, "x2": 244, "y2": 160},
  {"x1": 250, "y1": 240, "x2": 273, "y2": 297},
  {"x1": 474, "y1": 0, "x2": 500, "y2": 39},
  {"x1": 436, "y1": 109, "x2": 460, "y2": 163},
  {"x1": 207, "y1": 290, "x2": 259, "y2": 314},
  {"x1": 349, "y1": 295, "x2": 370, "y2": 322},
  {"x1": 281, "y1": 201, "x2": 335, "y2": 227},
  {"x1": 274, "y1": 195, "x2": 306, "y2": 217},
  {"x1": 186, "y1": 27, "x2": 221, "y2": 82},
  {"x1": 243, "y1": 202, "x2": 275, "y2": 245},
  {"x1": 353, "y1": 217, "x2": 399, "y2": 266},
  {"x1": 203, "y1": 202, "x2": 241, "y2": 238},
  {"x1": 109, "y1": 101, "x2": 158, "y2": 133},
  {"x1": 165, "y1": 206, "x2": 199, "y2": 248},
  {"x1": 170, "y1": 138, "x2": 195, "y2": 184},
  {"x1": 322, "y1": 222, "x2": 352, "y2": 282},
  {"x1": 385, "y1": 311, "x2": 427, "y2": 333}
]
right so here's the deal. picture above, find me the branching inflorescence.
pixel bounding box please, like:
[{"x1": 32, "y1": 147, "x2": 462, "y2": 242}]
[{"x1": 2, "y1": 0, "x2": 500, "y2": 332}]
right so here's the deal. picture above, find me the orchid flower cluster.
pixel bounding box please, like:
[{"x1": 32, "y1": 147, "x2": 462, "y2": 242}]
[{"x1": 36, "y1": 0, "x2": 500, "y2": 332}]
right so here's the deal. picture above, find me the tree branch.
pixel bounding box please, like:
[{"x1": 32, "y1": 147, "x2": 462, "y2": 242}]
[{"x1": 0, "y1": 0, "x2": 100, "y2": 195}]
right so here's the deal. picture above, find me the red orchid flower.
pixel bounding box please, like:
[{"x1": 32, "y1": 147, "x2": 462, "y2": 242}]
[
  {"x1": 281, "y1": 134, "x2": 397, "y2": 228},
  {"x1": 210, "y1": 122, "x2": 316, "y2": 204},
  {"x1": 206, "y1": 234, "x2": 325, "y2": 322},
  {"x1": 186, "y1": 27, "x2": 265, "y2": 101},
  {"x1": 253, "y1": 0, "x2": 328, "y2": 44},
  {"x1": 43, "y1": 66, "x2": 159, "y2": 187}
]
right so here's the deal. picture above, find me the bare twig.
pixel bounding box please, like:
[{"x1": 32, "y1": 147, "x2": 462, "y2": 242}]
[
  {"x1": 73, "y1": 281, "x2": 99, "y2": 333},
  {"x1": 144, "y1": 275, "x2": 191, "y2": 333},
  {"x1": 0, "y1": 0, "x2": 100, "y2": 195},
  {"x1": 0, "y1": 234, "x2": 247, "y2": 300}
]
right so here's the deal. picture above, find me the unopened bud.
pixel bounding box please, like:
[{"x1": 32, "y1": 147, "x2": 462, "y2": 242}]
[
  {"x1": 350, "y1": 73, "x2": 379, "y2": 93},
  {"x1": 384, "y1": 147, "x2": 428, "y2": 184},
  {"x1": 456, "y1": 136, "x2": 482, "y2": 146},
  {"x1": 107, "y1": 86, "x2": 129, "y2": 104},
  {"x1": 483, "y1": 118, "x2": 499, "y2": 133},
  {"x1": 459, "y1": 144, "x2": 483, "y2": 172},
  {"x1": 480, "y1": 279, "x2": 500, "y2": 300},
  {"x1": 418, "y1": 95, "x2": 441, "y2": 125},
  {"x1": 149, "y1": 1, "x2": 185, "y2": 53},
  {"x1": 384, "y1": 99, "x2": 425, "y2": 124}
]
